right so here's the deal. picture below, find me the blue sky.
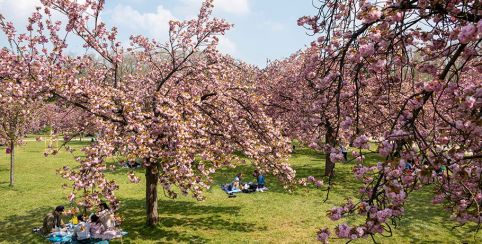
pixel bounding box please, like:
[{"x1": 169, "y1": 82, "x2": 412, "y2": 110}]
[{"x1": 0, "y1": 0, "x2": 317, "y2": 67}]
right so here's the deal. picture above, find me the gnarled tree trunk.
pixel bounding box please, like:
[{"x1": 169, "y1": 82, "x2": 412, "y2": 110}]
[
  {"x1": 324, "y1": 122, "x2": 336, "y2": 177},
  {"x1": 145, "y1": 163, "x2": 159, "y2": 226}
]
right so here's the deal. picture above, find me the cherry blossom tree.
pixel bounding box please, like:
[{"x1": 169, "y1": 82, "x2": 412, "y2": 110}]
[
  {"x1": 0, "y1": 79, "x2": 39, "y2": 186},
  {"x1": 294, "y1": 0, "x2": 482, "y2": 242},
  {"x1": 259, "y1": 48, "x2": 352, "y2": 178},
  {"x1": 33, "y1": 103, "x2": 99, "y2": 141},
  {"x1": 0, "y1": 0, "x2": 295, "y2": 225}
]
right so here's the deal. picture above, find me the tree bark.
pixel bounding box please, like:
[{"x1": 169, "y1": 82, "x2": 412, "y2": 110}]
[
  {"x1": 145, "y1": 163, "x2": 159, "y2": 226},
  {"x1": 324, "y1": 122, "x2": 336, "y2": 177},
  {"x1": 9, "y1": 140, "x2": 14, "y2": 187}
]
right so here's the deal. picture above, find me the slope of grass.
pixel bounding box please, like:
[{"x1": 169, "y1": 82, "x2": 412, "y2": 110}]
[{"x1": 0, "y1": 139, "x2": 478, "y2": 243}]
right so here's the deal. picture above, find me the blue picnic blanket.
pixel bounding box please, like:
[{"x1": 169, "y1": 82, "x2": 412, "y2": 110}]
[
  {"x1": 221, "y1": 184, "x2": 242, "y2": 194},
  {"x1": 48, "y1": 234, "x2": 108, "y2": 244},
  {"x1": 48, "y1": 233, "x2": 73, "y2": 243},
  {"x1": 48, "y1": 232, "x2": 127, "y2": 244}
]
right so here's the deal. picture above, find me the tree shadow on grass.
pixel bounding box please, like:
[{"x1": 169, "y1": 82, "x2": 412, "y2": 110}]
[
  {"x1": 392, "y1": 187, "x2": 480, "y2": 243},
  {"x1": 291, "y1": 148, "x2": 325, "y2": 159},
  {"x1": 211, "y1": 164, "x2": 254, "y2": 185},
  {"x1": 275, "y1": 164, "x2": 362, "y2": 201},
  {"x1": 211, "y1": 165, "x2": 309, "y2": 196},
  {"x1": 0, "y1": 206, "x2": 50, "y2": 243},
  {"x1": 339, "y1": 186, "x2": 480, "y2": 243},
  {"x1": 103, "y1": 164, "x2": 145, "y2": 176},
  {"x1": 116, "y1": 199, "x2": 264, "y2": 243},
  {"x1": 0, "y1": 184, "x2": 18, "y2": 192},
  {"x1": 208, "y1": 151, "x2": 362, "y2": 197},
  {"x1": 62, "y1": 141, "x2": 91, "y2": 147}
]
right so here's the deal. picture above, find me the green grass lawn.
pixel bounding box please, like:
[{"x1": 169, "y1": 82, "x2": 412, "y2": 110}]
[{"x1": 0, "y1": 139, "x2": 479, "y2": 243}]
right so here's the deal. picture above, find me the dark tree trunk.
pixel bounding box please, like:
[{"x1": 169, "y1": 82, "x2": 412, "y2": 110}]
[
  {"x1": 9, "y1": 140, "x2": 14, "y2": 187},
  {"x1": 324, "y1": 122, "x2": 336, "y2": 177},
  {"x1": 145, "y1": 163, "x2": 159, "y2": 226}
]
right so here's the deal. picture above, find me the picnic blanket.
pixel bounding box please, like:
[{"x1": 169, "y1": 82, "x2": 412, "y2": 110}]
[
  {"x1": 221, "y1": 184, "x2": 243, "y2": 194},
  {"x1": 48, "y1": 230, "x2": 127, "y2": 244},
  {"x1": 221, "y1": 183, "x2": 265, "y2": 194}
]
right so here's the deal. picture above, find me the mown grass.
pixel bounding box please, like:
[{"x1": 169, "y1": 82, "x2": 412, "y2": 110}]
[{"x1": 0, "y1": 139, "x2": 479, "y2": 243}]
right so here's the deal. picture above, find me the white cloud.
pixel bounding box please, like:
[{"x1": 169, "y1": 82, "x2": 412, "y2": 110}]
[
  {"x1": 109, "y1": 3, "x2": 238, "y2": 57},
  {"x1": 109, "y1": 4, "x2": 175, "y2": 41},
  {"x1": 218, "y1": 36, "x2": 237, "y2": 55},
  {"x1": 0, "y1": 0, "x2": 90, "y2": 31},
  {"x1": 181, "y1": 0, "x2": 250, "y2": 15},
  {"x1": 214, "y1": 0, "x2": 250, "y2": 15},
  {"x1": 0, "y1": 0, "x2": 42, "y2": 27},
  {"x1": 0, "y1": 1, "x2": 239, "y2": 57}
]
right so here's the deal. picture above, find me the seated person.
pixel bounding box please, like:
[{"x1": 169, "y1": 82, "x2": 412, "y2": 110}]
[
  {"x1": 98, "y1": 202, "x2": 116, "y2": 229},
  {"x1": 120, "y1": 160, "x2": 140, "y2": 168},
  {"x1": 90, "y1": 214, "x2": 120, "y2": 240},
  {"x1": 90, "y1": 214, "x2": 105, "y2": 239},
  {"x1": 435, "y1": 165, "x2": 446, "y2": 175},
  {"x1": 340, "y1": 144, "x2": 348, "y2": 161},
  {"x1": 405, "y1": 161, "x2": 413, "y2": 169},
  {"x1": 253, "y1": 170, "x2": 266, "y2": 191},
  {"x1": 232, "y1": 173, "x2": 243, "y2": 190},
  {"x1": 73, "y1": 215, "x2": 90, "y2": 241},
  {"x1": 41, "y1": 206, "x2": 65, "y2": 235}
]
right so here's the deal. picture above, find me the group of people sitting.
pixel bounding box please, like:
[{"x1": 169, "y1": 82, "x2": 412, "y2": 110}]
[
  {"x1": 39, "y1": 202, "x2": 122, "y2": 241},
  {"x1": 223, "y1": 170, "x2": 267, "y2": 195},
  {"x1": 119, "y1": 159, "x2": 142, "y2": 169}
]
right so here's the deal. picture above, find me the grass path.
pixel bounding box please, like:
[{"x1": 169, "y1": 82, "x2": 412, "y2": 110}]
[{"x1": 0, "y1": 140, "x2": 478, "y2": 243}]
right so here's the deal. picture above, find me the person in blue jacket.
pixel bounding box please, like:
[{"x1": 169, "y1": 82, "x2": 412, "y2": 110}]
[{"x1": 253, "y1": 170, "x2": 266, "y2": 192}]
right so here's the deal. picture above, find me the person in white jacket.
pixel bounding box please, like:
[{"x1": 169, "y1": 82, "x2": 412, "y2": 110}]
[
  {"x1": 98, "y1": 202, "x2": 116, "y2": 229},
  {"x1": 73, "y1": 215, "x2": 90, "y2": 241}
]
